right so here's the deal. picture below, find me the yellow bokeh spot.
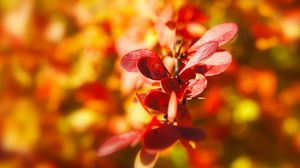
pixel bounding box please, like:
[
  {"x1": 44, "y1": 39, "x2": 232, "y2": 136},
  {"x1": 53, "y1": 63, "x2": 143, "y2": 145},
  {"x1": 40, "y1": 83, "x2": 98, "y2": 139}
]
[
  {"x1": 233, "y1": 99, "x2": 260, "y2": 124},
  {"x1": 2, "y1": 98, "x2": 39, "y2": 153},
  {"x1": 231, "y1": 156, "x2": 253, "y2": 168},
  {"x1": 256, "y1": 37, "x2": 278, "y2": 50},
  {"x1": 282, "y1": 117, "x2": 299, "y2": 136},
  {"x1": 45, "y1": 18, "x2": 66, "y2": 42},
  {"x1": 144, "y1": 28, "x2": 158, "y2": 49},
  {"x1": 11, "y1": 56, "x2": 32, "y2": 88},
  {"x1": 258, "y1": 2, "x2": 276, "y2": 18},
  {"x1": 236, "y1": 0, "x2": 255, "y2": 12},
  {"x1": 281, "y1": 20, "x2": 300, "y2": 41},
  {"x1": 125, "y1": 94, "x2": 151, "y2": 128},
  {"x1": 68, "y1": 52, "x2": 99, "y2": 88},
  {"x1": 68, "y1": 108, "x2": 101, "y2": 132}
]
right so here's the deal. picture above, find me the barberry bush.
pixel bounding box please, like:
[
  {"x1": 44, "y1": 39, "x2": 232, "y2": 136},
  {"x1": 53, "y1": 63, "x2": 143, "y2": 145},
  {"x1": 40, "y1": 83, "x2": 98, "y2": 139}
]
[
  {"x1": 2, "y1": 0, "x2": 300, "y2": 167},
  {"x1": 98, "y1": 12, "x2": 238, "y2": 167}
]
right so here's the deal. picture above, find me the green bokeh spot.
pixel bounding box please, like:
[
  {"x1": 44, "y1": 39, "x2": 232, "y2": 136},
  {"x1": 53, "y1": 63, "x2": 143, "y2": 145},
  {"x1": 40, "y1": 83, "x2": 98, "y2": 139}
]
[{"x1": 170, "y1": 144, "x2": 189, "y2": 168}]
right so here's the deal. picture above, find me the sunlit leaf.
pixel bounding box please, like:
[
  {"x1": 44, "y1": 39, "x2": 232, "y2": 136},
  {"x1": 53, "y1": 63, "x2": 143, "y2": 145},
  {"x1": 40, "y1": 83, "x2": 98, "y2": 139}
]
[
  {"x1": 121, "y1": 49, "x2": 160, "y2": 72},
  {"x1": 97, "y1": 130, "x2": 143, "y2": 157},
  {"x1": 183, "y1": 75, "x2": 207, "y2": 98},
  {"x1": 180, "y1": 41, "x2": 218, "y2": 75},
  {"x1": 189, "y1": 22, "x2": 238, "y2": 52},
  {"x1": 194, "y1": 50, "x2": 232, "y2": 76}
]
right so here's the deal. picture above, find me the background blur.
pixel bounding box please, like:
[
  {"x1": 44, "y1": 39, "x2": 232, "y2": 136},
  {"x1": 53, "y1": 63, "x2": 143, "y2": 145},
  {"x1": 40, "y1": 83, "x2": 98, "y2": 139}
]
[{"x1": 0, "y1": 0, "x2": 300, "y2": 167}]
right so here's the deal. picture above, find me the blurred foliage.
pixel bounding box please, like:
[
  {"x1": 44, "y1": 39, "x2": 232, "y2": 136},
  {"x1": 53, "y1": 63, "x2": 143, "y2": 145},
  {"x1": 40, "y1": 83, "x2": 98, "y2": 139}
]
[{"x1": 0, "y1": 0, "x2": 300, "y2": 167}]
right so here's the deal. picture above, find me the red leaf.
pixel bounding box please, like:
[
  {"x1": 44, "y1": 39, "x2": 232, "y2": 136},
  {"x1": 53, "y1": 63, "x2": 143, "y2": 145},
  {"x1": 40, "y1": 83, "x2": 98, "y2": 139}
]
[
  {"x1": 160, "y1": 77, "x2": 180, "y2": 95},
  {"x1": 178, "y1": 68, "x2": 196, "y2": 82},
  {"x1": 177, "y1": 104, "x2": 192, "y2": 126},
  {"x1": 97, "y1": 130, "x2": 143, "y2": 157},
  {"x1": 179, "y1": 41, "x2": 218, "y2": 75},
  {"x1": 194, "y1": 50, "x2": 232, "y2": 76},
  {"x1": 183, "y1": 74, "x2": 207, "y2": 98},
  {"x1": 137, "y1": 57, "x2": 169, "y2": 80},
  {"x1": 134, "y1": 148, "x2": 159, "y2": 168},
  {"x1": 132, "y1": 117, "x2": 162, "y2": 146},
  {"x1": 188, "y1": 22, "x2": 238, "y2": 52},
  {"x1": 144, "y1": 125, "x2": 180, "y2": 151},
  {"x1": 167, "y1": 92, "x2": 178, "y2": 123},
  {"x1": 121, "y1": 49, "x2": 159, "y2": 72},
  {"x1": 144, "y1": 90, "x2": 169, "y2": 113},
  {"x1": 176, "y1": 126, "x2": 206, "y2": 141}
]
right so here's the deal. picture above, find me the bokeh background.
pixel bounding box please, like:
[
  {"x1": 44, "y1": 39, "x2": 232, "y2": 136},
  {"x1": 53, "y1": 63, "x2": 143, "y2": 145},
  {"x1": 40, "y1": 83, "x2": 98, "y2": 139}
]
[{"x1": 1, "y1": 0, "x2": 300, "y2": 167}]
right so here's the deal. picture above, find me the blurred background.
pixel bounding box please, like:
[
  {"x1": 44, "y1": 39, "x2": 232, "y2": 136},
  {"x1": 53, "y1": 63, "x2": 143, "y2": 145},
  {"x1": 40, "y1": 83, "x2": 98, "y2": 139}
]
[{"x1": 0, "y1": 0, "x2": 300, "y2": 167}]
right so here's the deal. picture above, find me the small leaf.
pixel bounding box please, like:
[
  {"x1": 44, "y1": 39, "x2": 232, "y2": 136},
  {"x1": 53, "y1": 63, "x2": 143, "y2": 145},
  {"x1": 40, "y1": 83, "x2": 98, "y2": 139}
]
[
  {"x1": 132, "y1": 117, "x2": 162, "y2": 146},
  {"x1": 144, "y1": 90, "x2": 169, "y2": 113},
  {"x1": 144, "y1": 125, "x2": 180, "y2": 151},
  {"x1": 176, "y1": 126, "x2": 206, "y2": 141},
  {"x1": 176, "y1": 105, "x2": 192, "y2": 126},
  {"x1": 137, "y1": 57, "x2": 169, "y2": 80},
  {"x1": 178, "y1": 68, "x2": 196, "y2": 82},
  {"x1": 183, "y1": 75, "x2": 207, "y2": 98},
  {"x1": 134, "y1": 148, "x2": 159, "y2": 168},
  {"x1": 121, "y1": 49, "x2": 159, "y2": 72},
  {"x1": 189, "y1": 22, "x2": 238, "y2": 52},
  {"x1": 167, "y1": 92, "x2": 178, "y2": 123},
  {"x1": 160, "y1": 77, "x2": 180, "y2": 95},
  {"x1": 97, "y1": 130, "x2": 143, "y2": 157},
  {"x1": 180, "y1": 41, "x2": 218, "y2": 75},
  {"x1": 194, "y1": 50, "x2": 232, "y2": 76}
]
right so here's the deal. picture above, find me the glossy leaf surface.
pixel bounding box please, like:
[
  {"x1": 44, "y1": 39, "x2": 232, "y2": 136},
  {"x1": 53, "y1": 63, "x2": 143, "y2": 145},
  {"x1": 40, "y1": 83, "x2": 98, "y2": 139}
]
[
  {"x1": 160, "y1": 77, "x2": 181, "y2": 95},
  {"x1": 144, "y1": 90, "x2": 169, "y2": 113},
  {"x1": 137, "y1": 57, "x2": 169, "y2": 80},
  {"x1": 121, "y1": 49, "x2": 160, "y2": 72},
  {"x1": 194, "y1": 50, "x2": 232, "y2": 76},
  {"x1": 180, "y1": 41, "x2": 218, "y2": 75}
]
